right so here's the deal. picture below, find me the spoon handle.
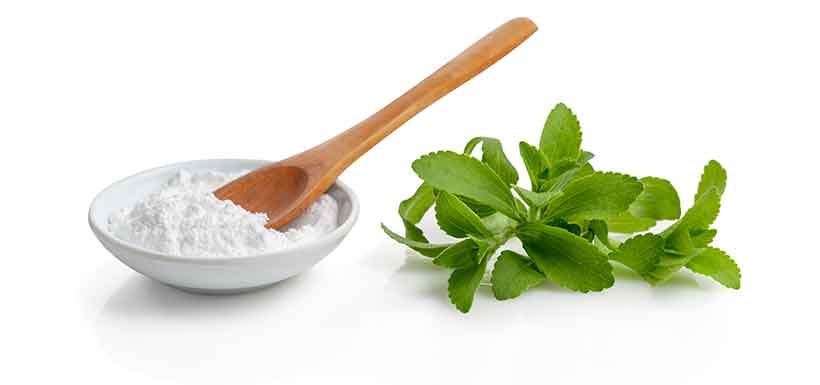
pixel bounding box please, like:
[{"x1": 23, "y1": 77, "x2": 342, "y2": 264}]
[{"x1": 291, "y1": 17, "x2": 537, "y2": 173}]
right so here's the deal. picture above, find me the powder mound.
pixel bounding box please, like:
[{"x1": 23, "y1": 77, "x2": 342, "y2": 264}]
[{"x1": 108, "y1": 169, "x2": 339, "y2": 258}]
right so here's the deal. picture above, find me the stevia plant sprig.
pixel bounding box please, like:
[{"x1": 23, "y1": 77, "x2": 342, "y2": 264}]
[{"x1": 382, "y1": 103, "x2": 740, "y2": 313}]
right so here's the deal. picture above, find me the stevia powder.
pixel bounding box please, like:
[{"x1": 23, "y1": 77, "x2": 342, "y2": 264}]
[{"x1": 108, "y1": 169, "x2": 339, "y2": 257}]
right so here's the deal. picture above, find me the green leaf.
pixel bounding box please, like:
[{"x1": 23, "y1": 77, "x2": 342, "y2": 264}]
[
  {"x1": 574, "y1": 162, "x2": 595, "y2": 178},
  {"x1": 605, "y1": 211, "x2": 657, "y2": 233},
  {"x1": 691, "y1": 228, "x2": 717, "y2": 248},
  {"x1": 665, "y1": 226, "x2": 695, "y2": 256},
  {"x1": 540, "y1": 103, "x2": 582, "y2": 168},
  {"x1": 544, "y1": 154, "x2": 594, "y2": 193},
  {"x1": 457, "y1": 195, "x2": 497, "y2": 217},
  {"x1": 665, "y1": 161, "x2": 726, "y2": 235},
  {"x1": 480, "y1": 212, "x2": 518, "y2": 238},
  {"x1": 386, "y1": 108, "x2": 740, "y2": 310},
  {"x1": 471, "y1": 236, "x2": 502, "y2": 264},
  {"x1": 577, "y1": 150, "x2": 595, "y2": 164},
  {"x1": 668, "y1": 188, "x2": 722, "y2": 235},
  {"x1": 645, "y1": 224, "x2": 705, "y2": 284},
  {"x1": 588, "y1": 219, "x2": 615, "y2": 250},
  {"x1": 448, "y1": 257, "x2": 489, "y2": 313},
  {"x1": 642, "y1": 236, "x2": 703, "y2": 285},
  {"x1": 412, "y1": 151, "x2": 521, "y2": 220},
  {"x1": 646, "y1": 252, "x2": 699, "y2": 285},
  {"x1": 491, "y1": 251, "x2": 546, "y2": 300},
  {"x1": 516, "y1": 223, "x2": 614, "y2": 292},
  {"x1": 543, "y1": 172, "x2": 643, "y2": 221},
  {"x1": 464, "y1": 137, "x2": 519, "y2": 185},
  {"x1": 398, "y1": 183, "x2": 437, "y2": 224},
  {"x1": 402, "y1": 219, "x2": 428, "y2": 242},
  {"x1": 550, "y1": 150, "x2": 593, "y2": 178},
  {"x1": 433, "y1": 239, "x2": 479, "y2": 269},
  {"x1": 381, "y1": 224, "x2": 450, "y2": 258},
  {"x1": 603, "y1": 177, "x2": 679, "y2": 232},
  {"x1": 434, "y1": 192, "x2": 493, "y2": 238},
  {"x1": 512, "y1": 186, "x2": 559, "y2": 208},
  {"x1": 696, "y1": 160, "x2": 727, "y2": 201},
  {"x1": 546, "y1": 218, "x2": 582, "y2": 236},
  {"x1": 463, "y1": 137, "x2": 484, "y2": 155},
  {"x1": 686, "y1": 247, "x2": 741, "y2": 289},
  {"x1": 630, "y1": 177, "x2": 681, "y2": 220},
  {"x1": 662, "y1": 195, "x2": 719, "y2": 244},
  {"x1": 609, "y1": 234, "x2": 665, "y2": 279},
  {"x1": 514, "y1": 197, "x2": 529, "y2": 219},
  {"x1": 519, "y1": 141, "x2": 550, "y2": 191}
]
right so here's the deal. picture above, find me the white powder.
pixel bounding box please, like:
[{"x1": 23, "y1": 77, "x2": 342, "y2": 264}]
[{"x1": 108, "y1": 169, "x2": 339, "y2": 258}]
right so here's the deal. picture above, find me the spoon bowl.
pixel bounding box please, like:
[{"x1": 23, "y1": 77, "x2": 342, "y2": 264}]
[
  {"x1": 88, "y1": 159, "x2": 359, "y2": 294},
  {"x1": 217, "y1": 163, "x2": 313, "y2": 227}
]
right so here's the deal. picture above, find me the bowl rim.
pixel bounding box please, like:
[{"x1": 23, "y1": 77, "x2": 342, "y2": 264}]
[{"x1": 88, "y1": 158, "x2": 360, "y2": 265}]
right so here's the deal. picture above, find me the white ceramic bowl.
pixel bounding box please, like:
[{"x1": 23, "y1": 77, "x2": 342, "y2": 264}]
[{"x1": 88, "y1": 159, "x2": 359, "y2": 294}]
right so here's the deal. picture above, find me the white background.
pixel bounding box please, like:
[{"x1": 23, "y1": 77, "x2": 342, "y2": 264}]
[{"x1": 1, "y1": 1, "x2": 818, "y2": 384}]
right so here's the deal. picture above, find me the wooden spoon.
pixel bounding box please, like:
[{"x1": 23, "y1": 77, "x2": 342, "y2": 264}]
[{"x1": 216, "y1": 17, "x2": 538, "y2": 228}]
